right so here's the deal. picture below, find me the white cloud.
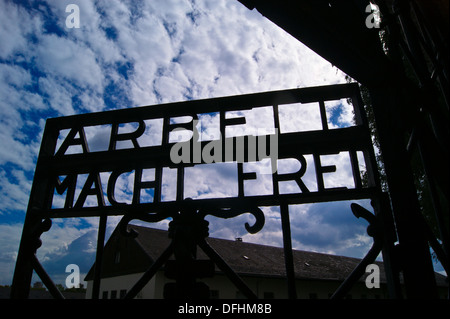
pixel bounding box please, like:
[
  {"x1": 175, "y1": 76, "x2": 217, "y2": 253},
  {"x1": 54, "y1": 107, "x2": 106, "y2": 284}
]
[
  {"x1": 185, "y1": 163, "x2": 239, "y2": 199},
  {"x1": 126, "y1": 0, "x2": 348, "y2": 105},
  {"x1": 37, "y1": 34, "x2": 104, "y2": 92},
  {"x1": 278, "y1": 102, "x2": 323, "y2": 133},
  {"x1": 0, "y1": 62, "x2": 45, "y2": 171},
  {"x1": 38, "y1": 77, "x2": 76, "y2": 115},
  {"x1": 0, "y1": 1, "x2": 37, "y2": 59},
  {"x1": 0, "y1": 223, "x2": 22, "y2": 285},
  {"x1": 319, "y1": 152, "x2": 356, "y2": 189},
  {"x1": 325, "y1": 99, "x2": 355, "y2": 128},
  {"x1": 0, "y1": 169, "x2": 32, "y2": 214},
  {"x1": 287, "y1": 200, "x2": 375, "y2": 257}
]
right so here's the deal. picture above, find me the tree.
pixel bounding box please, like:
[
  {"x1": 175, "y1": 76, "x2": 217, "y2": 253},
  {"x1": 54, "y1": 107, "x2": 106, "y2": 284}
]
[{"x1": 32, "y1": 281, "x2": 45, "y2": 290}]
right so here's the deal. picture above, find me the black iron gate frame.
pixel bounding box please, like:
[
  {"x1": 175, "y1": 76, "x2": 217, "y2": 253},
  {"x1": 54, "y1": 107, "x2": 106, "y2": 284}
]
[{"x1": 10, "y1": 83, "x2": 399, "y2": 299}]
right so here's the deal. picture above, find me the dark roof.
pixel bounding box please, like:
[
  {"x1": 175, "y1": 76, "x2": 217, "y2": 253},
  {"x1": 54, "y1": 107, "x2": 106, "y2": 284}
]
[
  {"x1": 131, "y1": 225, "x2": 382, "y2": 283},
  {"x1": 206, "y1": 235, "x2": 371, "y2": 282},
  {"x1": 85, "y1": 225, "x2": 447, "y2": 287}
]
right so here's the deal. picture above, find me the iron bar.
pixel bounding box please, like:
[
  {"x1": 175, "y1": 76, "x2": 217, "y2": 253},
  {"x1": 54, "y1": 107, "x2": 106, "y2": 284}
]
[
  {"x1": 124, "y1": 243, "x2": 174, "y2": 299},
  {"x1": 44, "y1": 127, "x2": 371, "y2": 175},
  {"x1": 372, "y1": 193, "x2": 403, "y2": 299},
  {"x1": 11, "y1": 218, "x2": 52, "y2": 299},
  {"x1": 318, "y1": 100, "x2": 328, "y2": 131},
  {"x1": 10, "y1": 218, "x2": 39, "y2": 299},
  {"x1": 419, "y1": 213, "x2": 449, "y2": 276},
  {"x1": 10, "y1": 117, "x2": 59, "y2": 299},
  {"x1": 330, "y1": 241, "x2": 382, "y2": 299},
  {"x1": 31, "y1": 255, "x2": 65, "y2": 300},
  {"x1": 330, "y1": 203, "x2": 383, "y2": 299},
  {"x1": 198, "y1": 239, "x2": 258, "y2": 299},
  {"x1": 40, "y1": 187, "x2": 380, "y2": 219},
  {"x1": 369, "y1": 84, "x2": 438, "y2": 298},
  {"x1": 91, "y1": 214, "x2": 107, "y2": 299},
  {"x1": 280, "y1": 203, "x2": 297, "y2": 299},
  {"x1": 416, "y1": 125, "x2": 450, "y2": 271}
]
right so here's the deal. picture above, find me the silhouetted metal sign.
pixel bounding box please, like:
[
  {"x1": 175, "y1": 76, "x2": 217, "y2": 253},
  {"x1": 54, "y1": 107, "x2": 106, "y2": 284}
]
[
  {"x1": 12, "y1": 83, "x2": 387, "y2": 300},
  {"x1": 31, "y1": 83, "x2": 379, "y2": 220}
]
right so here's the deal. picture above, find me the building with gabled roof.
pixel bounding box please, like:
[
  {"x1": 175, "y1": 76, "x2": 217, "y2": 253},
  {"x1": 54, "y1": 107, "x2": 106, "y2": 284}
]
[{"x1": 85, "y1": 225, "x2": 448, "y2": 299}]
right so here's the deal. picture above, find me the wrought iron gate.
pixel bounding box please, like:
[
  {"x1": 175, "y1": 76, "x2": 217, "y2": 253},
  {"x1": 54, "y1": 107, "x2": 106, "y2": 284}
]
[
  {"x1": 9, "y1": 0, "x2": 449, "y2": 300},
  {"x1": 10, "y1": 83, "x2": 402, "y2": 299}
]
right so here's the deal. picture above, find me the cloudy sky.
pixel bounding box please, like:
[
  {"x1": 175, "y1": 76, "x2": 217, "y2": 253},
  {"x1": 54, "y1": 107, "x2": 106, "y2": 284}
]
[{"x1": 2, "y1": 0, "x2": 439, "y2": 289}]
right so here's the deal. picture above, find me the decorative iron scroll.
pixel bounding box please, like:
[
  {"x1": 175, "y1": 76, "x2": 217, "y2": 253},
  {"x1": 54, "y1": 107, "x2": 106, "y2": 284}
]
[
  {"x1": 330, "y1": 202, "x2": 384, "y2": 299},
  {"x1": 116, "y1": 203, "x2": 263, "y2": 299},
  {"x1": 117, "y1": 200, "x2": 265, "y2": 238},
  {"x1": 12, "y1": 83, "x2": 388, "y2": 299}
]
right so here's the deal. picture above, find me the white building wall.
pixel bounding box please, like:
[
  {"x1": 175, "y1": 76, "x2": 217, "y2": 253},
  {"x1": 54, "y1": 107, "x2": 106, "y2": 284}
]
[
  {"x1": 86, "y1": 273, "x2": 154, "y2": 299},
  {"x1": 86, "y1": 272, "x2": 389, "y2": 299}
]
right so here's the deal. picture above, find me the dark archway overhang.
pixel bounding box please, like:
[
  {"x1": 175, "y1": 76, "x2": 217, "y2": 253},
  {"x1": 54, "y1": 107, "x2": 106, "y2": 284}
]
[{"x1": 238, "y1": 0, "x2": 391, "y2": 87}]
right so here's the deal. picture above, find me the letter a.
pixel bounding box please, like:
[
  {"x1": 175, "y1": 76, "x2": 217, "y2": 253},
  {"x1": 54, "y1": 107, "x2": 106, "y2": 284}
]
[
  {"x1": 365, "y1": 264, "x2": 380, "y2": 288},
  {"x1": 55, "y1": 127, "x2": 90, "y2": 156},
  {"x1": 74, "y1": 173, "x2": 105, "y2": 208},
  {"x1": 365, "y1": 4, "x2": 381, "y2": 29},
  {"x1": 65, "y1": 264, "x2": 80, "y2": 288},
  {"x1": 66, "y1": 4, "x2": 80, "y2": 29},
  {"x1": 170, "y1": 140, "x2": 190, "y2": 164}
]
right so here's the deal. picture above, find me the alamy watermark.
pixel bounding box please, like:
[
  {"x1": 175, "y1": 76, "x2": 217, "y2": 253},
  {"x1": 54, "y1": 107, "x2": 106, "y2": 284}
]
[
  {"x1": 65, "y1": 4, "x2": 80, "y2": 29},
  {"x1": 365, "y1": 3, "x2": 381, "y2": 29},
  {"x1": 169, "y1": 120, "x2": 279, "y2": 173},
  {"x1": 365, "y1": 263, "x2": 380, "y2": 289},
  {"x1": 65, "y1": 3, "x2": 380, "y2": 30},
  {"x1": 65, "y1": 264, "x2": 80, "y2": 288}
]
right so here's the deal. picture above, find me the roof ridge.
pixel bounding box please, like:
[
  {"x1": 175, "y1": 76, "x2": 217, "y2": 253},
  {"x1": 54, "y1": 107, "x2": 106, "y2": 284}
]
[
  {"x1": 128, "y1": 224, "x2": 371, "y2": 262},
  {"x1": 128, "y1": 224, "x2": 171, "y2": 261},
  {"x1": 85, "y1": 224, "x2": 447, "y2": 286}
]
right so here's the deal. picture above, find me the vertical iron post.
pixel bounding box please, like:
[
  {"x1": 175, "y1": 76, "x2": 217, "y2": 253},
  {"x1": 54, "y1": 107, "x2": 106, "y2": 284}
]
[
  {"x1": 369, "y1": 82, "x2": 438, "y2": 298},
  {"x1": 280, "y1": 203, "x2": 297, "y2": 299},
  {"x1": 91, "y1": 214, "x2": 108, "y2": 299},
  {"x1": 10, "y1": 122, "x2": 59, "y2": 299}
]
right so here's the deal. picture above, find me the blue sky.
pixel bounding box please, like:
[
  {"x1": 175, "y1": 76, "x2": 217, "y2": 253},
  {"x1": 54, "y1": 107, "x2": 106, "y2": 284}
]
[{"x1": 0, "y1": 0, "x2": 443, "y2": 287}]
